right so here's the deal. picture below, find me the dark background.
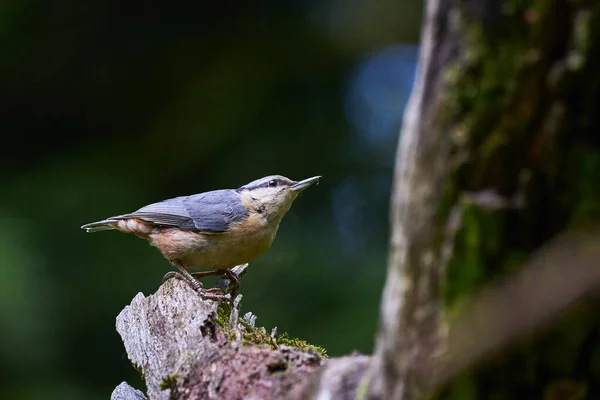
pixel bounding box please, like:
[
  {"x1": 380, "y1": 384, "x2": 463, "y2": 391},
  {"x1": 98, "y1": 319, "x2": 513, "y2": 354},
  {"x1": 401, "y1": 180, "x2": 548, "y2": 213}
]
[{"x1": 0, "y1": 1, "x2": 421, "y2": 398}]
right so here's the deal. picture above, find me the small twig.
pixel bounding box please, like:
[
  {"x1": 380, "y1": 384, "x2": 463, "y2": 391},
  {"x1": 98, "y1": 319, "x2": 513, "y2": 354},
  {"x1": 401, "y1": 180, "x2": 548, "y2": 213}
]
[{"x1": 230, "y1": 294, "x2": 244, "y2": 341}]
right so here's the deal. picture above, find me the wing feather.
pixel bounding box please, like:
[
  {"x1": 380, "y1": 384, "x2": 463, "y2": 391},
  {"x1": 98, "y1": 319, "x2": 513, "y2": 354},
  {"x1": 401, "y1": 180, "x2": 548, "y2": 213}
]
[{"x1": 109, "y1": 190, "x2": 248, "y2": 233}]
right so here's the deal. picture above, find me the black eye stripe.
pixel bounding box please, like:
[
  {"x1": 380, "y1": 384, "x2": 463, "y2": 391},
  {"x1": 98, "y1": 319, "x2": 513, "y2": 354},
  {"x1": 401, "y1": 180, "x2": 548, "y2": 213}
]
[
  {"x1": 238, "y1": 177, "x2": 291, "y2": 191},
  {"x1": 259, "y1": 180, "x2": 278, "y2": 189}
]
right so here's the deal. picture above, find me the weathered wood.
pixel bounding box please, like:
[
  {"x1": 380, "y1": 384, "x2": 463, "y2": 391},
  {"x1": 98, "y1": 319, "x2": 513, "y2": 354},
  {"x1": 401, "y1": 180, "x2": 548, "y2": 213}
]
[
  {"x1": 116, "y1": 279, "x2": 220, "y2": 400},
  {"x1": 111, "y1": 382, "x2": 147, "y2": 400},
  {"x1": 113, "y1": 266, "x2": 370, "y2": 399}
]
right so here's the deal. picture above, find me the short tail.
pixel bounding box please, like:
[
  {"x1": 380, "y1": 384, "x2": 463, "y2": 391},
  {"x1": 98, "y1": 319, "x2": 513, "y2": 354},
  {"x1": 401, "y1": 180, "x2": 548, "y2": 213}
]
[{"x1": 81, "y1": 219, "x2": 117, "y2": 233}]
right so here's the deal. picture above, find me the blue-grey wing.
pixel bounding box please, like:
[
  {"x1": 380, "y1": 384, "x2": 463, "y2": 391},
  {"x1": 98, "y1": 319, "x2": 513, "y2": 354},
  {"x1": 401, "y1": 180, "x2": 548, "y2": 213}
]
[
  {"x1": 184, "y1": 190, "x2": 248, "y2": 232},
  {"x1": 111, "y1": 190, "x2": 247, "y2": 233}
]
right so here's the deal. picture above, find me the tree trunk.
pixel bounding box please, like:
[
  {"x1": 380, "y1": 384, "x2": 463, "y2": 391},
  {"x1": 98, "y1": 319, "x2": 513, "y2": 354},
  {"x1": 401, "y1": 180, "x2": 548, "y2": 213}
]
[{"x1": 367, "y1": 0, "x2": 600, "y2": 399}]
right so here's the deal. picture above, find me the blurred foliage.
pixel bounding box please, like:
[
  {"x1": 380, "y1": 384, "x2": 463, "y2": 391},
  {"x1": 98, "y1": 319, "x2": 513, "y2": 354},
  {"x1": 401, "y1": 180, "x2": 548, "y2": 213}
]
[{"x1": 0, "y1": 0, "x2": 421, "y2": 398}]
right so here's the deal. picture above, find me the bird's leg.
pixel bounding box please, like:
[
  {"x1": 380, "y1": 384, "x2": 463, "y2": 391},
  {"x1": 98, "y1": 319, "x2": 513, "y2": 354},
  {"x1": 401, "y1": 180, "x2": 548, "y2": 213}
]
[
  {"x1": 163, "y1": 269, "x2": 226, "y2": 283},
  {"x1": 166, "y1": 263, "x2": 229, "y2": 302},
  {"x1": 191, "y1": 270, "x2": 228, "y2": 279}
]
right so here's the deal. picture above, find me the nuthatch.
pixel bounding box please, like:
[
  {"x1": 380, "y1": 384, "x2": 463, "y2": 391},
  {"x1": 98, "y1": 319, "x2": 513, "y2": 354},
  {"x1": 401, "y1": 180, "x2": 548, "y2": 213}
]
[{"x1": 81, "y1": 175, "x2": 321, "y2": 300}]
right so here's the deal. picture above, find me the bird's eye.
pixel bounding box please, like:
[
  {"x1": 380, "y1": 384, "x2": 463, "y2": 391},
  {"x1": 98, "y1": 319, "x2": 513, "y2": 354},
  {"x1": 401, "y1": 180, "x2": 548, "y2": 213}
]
[{"x1": 268, "y1": 180, "x2": 277, "y2": 187}]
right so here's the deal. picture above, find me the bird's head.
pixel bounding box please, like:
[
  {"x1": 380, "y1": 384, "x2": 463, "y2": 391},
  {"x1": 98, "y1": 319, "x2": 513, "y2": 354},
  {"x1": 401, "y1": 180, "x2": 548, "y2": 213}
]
[{"x1": 237, "y1": 175, "x2": 321, "y2": 221}]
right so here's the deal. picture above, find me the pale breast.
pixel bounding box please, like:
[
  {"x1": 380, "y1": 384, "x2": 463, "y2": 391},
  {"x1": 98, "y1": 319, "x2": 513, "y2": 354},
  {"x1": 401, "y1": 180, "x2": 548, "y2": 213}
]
[{"x1": 149, "y1": 213, "x2": 280, "y2": 271}]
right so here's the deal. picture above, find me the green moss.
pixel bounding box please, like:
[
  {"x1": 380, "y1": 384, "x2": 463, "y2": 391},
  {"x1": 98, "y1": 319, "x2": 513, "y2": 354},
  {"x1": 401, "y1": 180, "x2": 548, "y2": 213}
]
[
  {"x1": 159, "y1": 374, "x2": 178, "y2": 391},
  {"x1": 443, "y1": 201, "x2": 508, "y2": 309},
  {"x1": 440, "y1": 0, "x2": 570, "y2": 311},
  {"x1": 242, "y1": 325, "x2": 278, "y2": 350},
  {"x1": 276, "y1": 332, "x2": 328, "y2": 358},
  {"x1": 213, "y1": 301, "x2": 328, "y2": 357},
  {"x1": 213, "y1": 302, "x2": 237, "y2": 340},
  {"x1": 440, "y1": 0, "x2": 563, "y2": 163},
  {"x1": 237, "y1": 315, "x2": 254, "y2": 331},
  {"x1": 238, "y1": 320, "x2": 328, "y2": 357},
  {"x1": 439, "y1": 0, "x2": 600, "y2": 305},
  {"x1": 215, "y1": 302, "x2": 232, "y2": 327}
]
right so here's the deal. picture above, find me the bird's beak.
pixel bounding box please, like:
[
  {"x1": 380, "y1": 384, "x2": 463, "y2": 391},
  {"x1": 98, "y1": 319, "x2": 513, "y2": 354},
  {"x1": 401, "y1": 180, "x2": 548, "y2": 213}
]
[{"x1": 290, "y1": 176, "x2": 321, "y2": 192}]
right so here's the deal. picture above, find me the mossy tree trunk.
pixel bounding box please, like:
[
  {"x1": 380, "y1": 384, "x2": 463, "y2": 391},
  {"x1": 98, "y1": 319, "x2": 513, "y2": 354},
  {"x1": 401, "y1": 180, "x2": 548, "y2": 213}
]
[{"x1": 367, "y1": 0, "x2": 600, "y2": 398}]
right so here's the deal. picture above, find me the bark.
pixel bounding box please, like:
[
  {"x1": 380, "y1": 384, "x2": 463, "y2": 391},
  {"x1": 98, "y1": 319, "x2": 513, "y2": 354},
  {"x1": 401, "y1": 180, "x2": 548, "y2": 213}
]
[
  {"x1": 366, "y1": 0, "x2": 460, "y2": 397},
  {"x1": 367, "y1": 0, "x2": 600, "y2": 398},
  {"x1": 111, "y1": 382, "x2": 147, "y2": 400},
  {"x1": 112, "y1": 270, "x2": 369, "y2": 400}
]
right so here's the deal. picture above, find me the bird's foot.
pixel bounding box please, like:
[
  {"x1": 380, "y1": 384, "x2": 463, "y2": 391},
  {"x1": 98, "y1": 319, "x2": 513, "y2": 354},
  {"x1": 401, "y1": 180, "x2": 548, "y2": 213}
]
[
  {"x1": 162, "y1": 271, "x2": 231, "y2": 302},
  {"x1": 164, "y1": 269, "x2": 240, "y2": 294},
  {"x1": 164, "y1": 264, "x2": 247, "y2": 302}
]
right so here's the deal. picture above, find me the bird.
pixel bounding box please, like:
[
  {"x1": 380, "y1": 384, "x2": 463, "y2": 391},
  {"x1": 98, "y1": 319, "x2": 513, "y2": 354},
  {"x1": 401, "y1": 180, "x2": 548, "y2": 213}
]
[{"x1": 81, "y1": 175, "x2": 321, "y2": 300}]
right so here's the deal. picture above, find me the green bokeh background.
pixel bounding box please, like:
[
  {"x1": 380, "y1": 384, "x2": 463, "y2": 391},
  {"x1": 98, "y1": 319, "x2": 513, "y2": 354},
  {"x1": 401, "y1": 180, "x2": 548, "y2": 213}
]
[{"x1": 0, "y1": 1, "x2": 421, "y2": 398}]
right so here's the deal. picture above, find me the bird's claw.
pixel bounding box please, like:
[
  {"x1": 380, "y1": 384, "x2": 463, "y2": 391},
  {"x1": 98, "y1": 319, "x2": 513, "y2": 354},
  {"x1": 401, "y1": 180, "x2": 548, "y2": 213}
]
[{"x1": 162, "y1": 271, "x2": 179, "y2": 283}]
